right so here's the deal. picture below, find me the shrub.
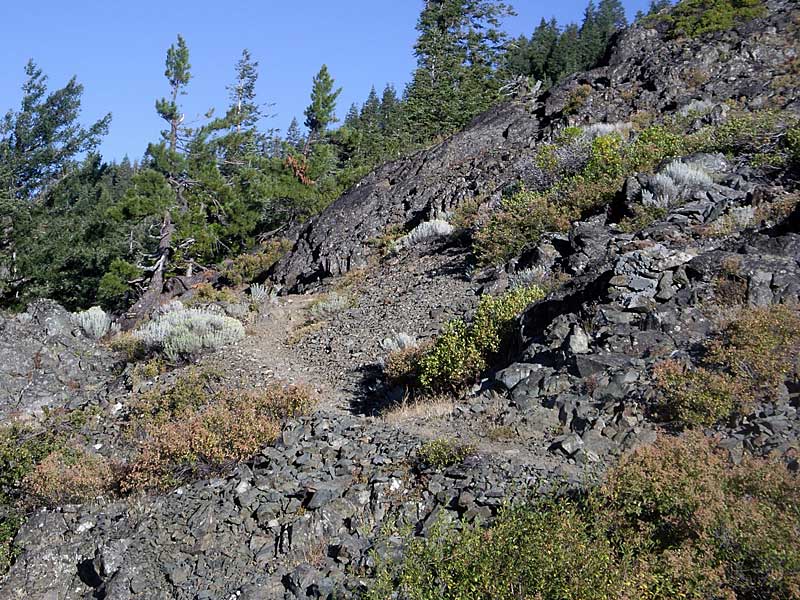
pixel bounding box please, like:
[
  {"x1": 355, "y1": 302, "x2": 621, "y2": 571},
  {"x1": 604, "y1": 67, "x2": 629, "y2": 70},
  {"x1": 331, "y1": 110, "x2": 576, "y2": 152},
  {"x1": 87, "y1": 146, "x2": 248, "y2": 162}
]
[
  {"x1": 618, "y1": 205, "x2": 668, "y2": 233},
  {"x1": 220, "y1": 238, "x2": 291, "y2": 286},
  {"x1": 655, "y1": 305, "x2": 800, "y2": 426},
  {"x1": 669, "y1": 0, "x2": 765, "y2": 38},
  {"x1": 384, "y1": 344, "x2": 428, "y2": 386},
  {"x1": 393, "y1": 219, "x2": 454, "y2": 251},
  {"x1": 416, "y1": 439, "x2": 475, "y2": 470},
  {"x1": 309, "y1": 292, "x2": 350, "y2": 320},
  {"x1": 371, "y1": 433, "x2": 800, "y2": 600},
  {"x1": 123, "y1": 384, "x2": 314, "y2": 491},
  {"x1": 370, "y1": 501, "x2": 625, "y2": 600},
  {"x1": 249, "y1": 282, "x2": 271, "y2": 305},
  {"x1": 654, "y1": 360, "x2": 739, "y2": 426},
  {"x1": 601, "y1": 433, "x2": 800, "y2": 599},
  {"x1": 662, "y1": 161, "x2": 713, "y2": 190},
  {"x1": 109, "y1": 331, "x2": 148, "y2": 362},
  {"x1": 417, "y1": 439, "x2": 475, "y2": 470},
  {"x1": 23, "y1": 447, "x2": 117, "y2": 506},
  {"x1": 417, "y1": 285, "x2": 545, "y2": 391},
  {"x1": 73, "y1": 306, "x2": 113, "y2": 339},
  {"x1": 564, "y1": 83, "x2": 592, "y2": 114},
  {"x1": 473, "y1": 189, "x2": 569, "y2": 265},
  {"x1": 133, "y1": 307, "x2": 245, "y2": 360},
  {"x1": 128, "y1": 368, "x2": 219, "y2": 430}
]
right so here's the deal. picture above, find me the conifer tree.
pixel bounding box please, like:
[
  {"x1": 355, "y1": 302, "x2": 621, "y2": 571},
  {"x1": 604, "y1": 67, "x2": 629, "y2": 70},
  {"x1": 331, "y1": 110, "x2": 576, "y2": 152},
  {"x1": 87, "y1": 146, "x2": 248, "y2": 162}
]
[
  {"x1": 405, "y1": 0, "x2": 514, "y2": 142},
  {"x1": 303, "y1": 64, "x2": 342, "y2": 146},
  {"x1": 155, "y1": 34, "x2": 191, "y2": 153},
  {"x1": 0, "y1": 61, "x2": 110, "y2": 200}
]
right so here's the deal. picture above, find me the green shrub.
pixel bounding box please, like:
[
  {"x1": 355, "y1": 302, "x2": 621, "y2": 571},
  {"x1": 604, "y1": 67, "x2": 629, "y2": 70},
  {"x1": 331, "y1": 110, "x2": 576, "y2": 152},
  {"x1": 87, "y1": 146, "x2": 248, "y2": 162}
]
[
  {"x1": 23, "y1": 447, "x2": 117, "y2": 506},
  {"x1": 655, "y1": 305, "x2": 800, "y2": 426},
  {"x1": 654, "y1": 361, "x2": 739, "y2": 426},
  {"x1": 220, "y1": 238, "x2": 291, "y2": 286},
  {"x1": 618, "y1": 205, "x2": 668, "y2": 233},
  {"x1": 473, "y1": 189, "x2": 569, "y2": 265},
  {"x1": 601, "y1": 433, "x2": 800, "y2": 599},
  {"x1": 97, "y1": 259, "x2": 142, "y2": 311},
  {"x1": 416, "y1": 439, "x2": 475, "y2": 470},
  {"x1": 417, "y1": 285, "x2": 545, "y2": 391},
  {"x1": 669, "y1": 0, "x2": 765, "y2": 38},
  {"x1": 371, "y1": 434, "x2": 800, "y2": 600}
]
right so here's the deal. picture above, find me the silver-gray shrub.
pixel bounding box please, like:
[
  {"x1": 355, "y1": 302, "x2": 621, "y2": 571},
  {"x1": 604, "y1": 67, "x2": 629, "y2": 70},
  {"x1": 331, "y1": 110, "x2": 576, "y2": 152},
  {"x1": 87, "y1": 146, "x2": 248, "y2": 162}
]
[
  {"x1": 678, "y1": 99, "x2": 714, "y2": 118},
  {"x1": 133, "y1": 307, "x2": 245, "y2": 359},
  {"x1": 580, "y1": 122, "x2": 631, "y2": 141},
  {"x1": 393, "y1": 220, "x2": 453, "y2": 251},
  {"x1": 249, "y1": 283, "x2": 269, "y2": 304},
  {"x1": 310, "y1": 292, "x2": 350, "y2": 320},
  {"x1": 509, "y1": 266, "x2": 549, "y2": 290},
  {"x1": 663, "y1": 161, "x2": 713, "y2": 190},
  {"x1": 380, "y1": 332, "x2": 418, "y2": 353},
  {"x1": 74, "y1": 306, "x2": 113, "y2": 339},
  {"x1": 648, "y1": 173, "x2": 680, "y2": 206}
]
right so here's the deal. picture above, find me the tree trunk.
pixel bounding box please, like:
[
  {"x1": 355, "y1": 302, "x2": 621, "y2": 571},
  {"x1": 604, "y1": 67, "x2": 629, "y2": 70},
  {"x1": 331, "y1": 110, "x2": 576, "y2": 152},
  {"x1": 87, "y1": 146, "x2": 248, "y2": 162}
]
[{"x1": 120, "y1": 211, "x2": 174, "y2": 330}]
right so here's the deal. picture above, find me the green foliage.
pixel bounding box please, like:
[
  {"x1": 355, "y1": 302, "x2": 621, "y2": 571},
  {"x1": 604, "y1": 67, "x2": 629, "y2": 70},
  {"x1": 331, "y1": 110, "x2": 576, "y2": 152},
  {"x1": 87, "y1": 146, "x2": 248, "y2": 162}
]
[
  {"x1": 473, "y1": 188, "x2": 570, "y2": 265},
  {"x1": 97, "y1": 259, "x2": 142, "y2": 310},
  {"x1": 304, "y1": 64, "x2": 342, "y2": 140},
  {"x1": 669, "y1": 0, "x2": 765, "y2": 38},
  {"x1": 0, "y1": 60, "x2": 111, "y2": 200},
  {"x1": 371, "y1": 434, "x2": 800, "y2": 599},
  {"x1": 656, "y1": 304, "x2": 800, "y2": 426},
  {"x1": 788, "y1": 125, "x2": 800, "y2": 165},
  {"x1": 417, "y1": 285, "x2": 545, "y2": 390},
  {"x1": 220, "y1": 239, "x2": 291, "y2": 286},
  {"x1": 404, "y1": 0, "x2": 515, "y2": 143},
  {"x1": 155, "y1": 34, "x2": 192, "y2": 152},
  {"x1": 618, "y1": 205, "x2": 668, "y2": 233},
  {"x1": 416, "y1": 439, "x2": 475, "y2": 470}
]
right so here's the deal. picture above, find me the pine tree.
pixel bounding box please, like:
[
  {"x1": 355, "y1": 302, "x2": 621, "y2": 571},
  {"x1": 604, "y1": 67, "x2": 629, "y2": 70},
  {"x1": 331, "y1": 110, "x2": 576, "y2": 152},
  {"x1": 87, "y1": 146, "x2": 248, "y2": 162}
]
[
  {"x1": 360, "y1": 86, "x2": 381, "y2": 131},
  {"x1": 379, "y1": 84, "x2": 401, "y2": 132},
  {"x1": 227, "y1": 49, "x2": 261, "y2": 134},
  {"x1": 286, "y1": 117, "x2": 304, "y2": 150},
  {"x1": 0, "y1": 61, "x2": 111, "y2": 200},
  {"x1": 155, "y1": 34, "x2": 191, "y2": 153},
  {"x1": 595, "y1": 0, "x2": 627, "y2": 45},
  {"x1": 647, "y1": 0, "x2": 672, "y2": 14},
  {"x1": 405, "y1": 0, "x2": 514, "y2": 142},
  {"x1": 303, "y1": 64, "x2": 342, "y2": 145},
  {"x1": 551, "y1": 23, "x2": 583, "y2": 80},
  {"x1": 344, "y1": 103, "x2": 361, "y2": 129}
]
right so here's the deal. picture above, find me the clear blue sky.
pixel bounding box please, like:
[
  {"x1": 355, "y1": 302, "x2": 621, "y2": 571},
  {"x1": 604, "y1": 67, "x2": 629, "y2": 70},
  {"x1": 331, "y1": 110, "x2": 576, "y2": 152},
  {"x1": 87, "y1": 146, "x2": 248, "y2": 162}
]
[{"x1": 1, "y1": 0, "x2": 649, "y2": 161}]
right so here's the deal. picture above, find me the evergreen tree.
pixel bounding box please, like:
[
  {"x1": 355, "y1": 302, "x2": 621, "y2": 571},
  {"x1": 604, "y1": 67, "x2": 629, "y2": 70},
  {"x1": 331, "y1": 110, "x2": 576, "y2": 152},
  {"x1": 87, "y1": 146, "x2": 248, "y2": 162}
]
[
  {"x1": 551, "y1": 23, "x2": 583, "y2": 81},
  {"x1": 344, "y1": 103, "x2": 361, "y2": 129},
  {"x1": 228, "y1": 49, "x2": 260, "y2": 134},
  {"x1": 155, "y1": 34, "x2": 191, "y2": 153},
  {"x1": 0, "y1": 60, "x2": 110, "y2": 200},
  {"x1": 595, "y1": 0, "x2": 627, "y2": 45},
  {"x1": 405, "y1": 0, "x2": 514, "y2": 142},
  {"x1": 303, "y1": 64, "x2": 342, "y2": 145},
  {"x1": 285, "y1": 117, "x2": 304, "y2": 150},
  {"x1": 360, "y1": 86, "x2": 381, "y2": 130}
]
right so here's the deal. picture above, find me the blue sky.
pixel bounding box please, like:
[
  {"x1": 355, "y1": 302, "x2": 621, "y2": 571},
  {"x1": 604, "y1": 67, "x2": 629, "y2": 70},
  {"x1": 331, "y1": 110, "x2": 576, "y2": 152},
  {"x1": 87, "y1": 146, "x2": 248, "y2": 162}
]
[{"x1": 1, "y1": 0, "x2": 649, "y2": 161}]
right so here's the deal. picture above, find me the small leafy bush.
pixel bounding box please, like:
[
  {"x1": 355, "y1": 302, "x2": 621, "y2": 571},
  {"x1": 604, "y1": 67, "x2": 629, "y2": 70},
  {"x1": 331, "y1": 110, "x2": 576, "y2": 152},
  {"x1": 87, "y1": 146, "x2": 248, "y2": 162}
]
[
  {"x1": 371, "y1": 433, "x2": 800, "y2": 600},
  {"x1": 220, "y1": 238, "x2": 291, "y2": 286},
  {"x1": 417, "y1": 285, "x2": 545, "y2": 390},
  {"x1": 97, "y1": 259, "x2": 142, "y2": 311},
  {"x1": 384, "y1": 344, "x2": 428, "y2": 386},
  {"x1": 127, "y1": 368, "x2": 219, "y2": 431},
  {"x1": 473, "y1": 189, "x2": 569, "y2": 265},
  {"x1": 123, "y1": 384, "x2": 314, "y2": 491},
  {"x1": 655, "y1": 304, "x2": 800, "y2": 426},
  {"x1": 416, "y1": 439, "x2": 475, "y2": 470},
  {"x1": 23, "y1": 447, "x2": 117, "y2": 506}
]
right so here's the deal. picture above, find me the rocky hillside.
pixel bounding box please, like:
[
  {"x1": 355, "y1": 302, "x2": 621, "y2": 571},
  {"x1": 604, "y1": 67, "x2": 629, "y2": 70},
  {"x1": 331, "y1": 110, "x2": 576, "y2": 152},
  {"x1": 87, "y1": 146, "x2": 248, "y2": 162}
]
[{"x1": 2, "y1": 1, "x2": 800, "y2": 598}]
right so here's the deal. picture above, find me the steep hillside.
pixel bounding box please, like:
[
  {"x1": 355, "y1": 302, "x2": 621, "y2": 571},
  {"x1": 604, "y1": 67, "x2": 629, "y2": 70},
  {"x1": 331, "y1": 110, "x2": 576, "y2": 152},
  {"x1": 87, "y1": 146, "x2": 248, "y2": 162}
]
[{"x1": 1, "y1": 1, "x2": 799, "y2": 599}]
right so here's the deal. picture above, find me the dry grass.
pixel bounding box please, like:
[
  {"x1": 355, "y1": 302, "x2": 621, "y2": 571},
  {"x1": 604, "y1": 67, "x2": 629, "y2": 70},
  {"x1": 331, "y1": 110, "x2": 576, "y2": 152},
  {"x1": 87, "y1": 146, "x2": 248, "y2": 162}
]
[{"x1": 382, "y1": 394, "x2": 455, "y2": 424}]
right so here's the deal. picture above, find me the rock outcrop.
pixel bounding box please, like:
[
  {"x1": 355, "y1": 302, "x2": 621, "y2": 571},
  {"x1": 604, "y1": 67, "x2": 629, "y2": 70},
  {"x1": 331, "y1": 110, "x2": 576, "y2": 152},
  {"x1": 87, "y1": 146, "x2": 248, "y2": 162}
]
[
  {"x1": 273, "y1": 0, "x2": 799, "y2": 291},
  {"x1": 0, "y1": 300, "x2": 119, "y2": 421}
]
